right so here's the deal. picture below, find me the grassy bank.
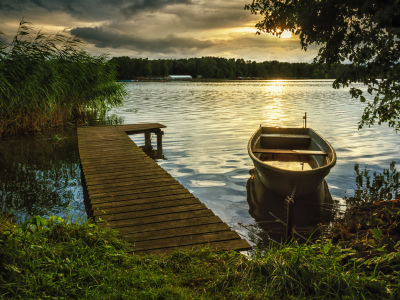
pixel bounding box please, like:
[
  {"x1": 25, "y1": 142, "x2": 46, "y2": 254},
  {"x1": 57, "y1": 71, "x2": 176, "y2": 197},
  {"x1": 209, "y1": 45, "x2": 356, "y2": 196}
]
[
  {"x1": 1, "y1": 214, "x2": 399, "y2": 299},
  {"x1": 0, "y1": 20, "x2": 125, "y2": 137}
]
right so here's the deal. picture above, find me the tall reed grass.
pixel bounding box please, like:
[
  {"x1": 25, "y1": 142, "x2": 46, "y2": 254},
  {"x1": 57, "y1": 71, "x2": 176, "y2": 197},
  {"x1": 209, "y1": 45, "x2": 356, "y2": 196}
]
[{"x1": 0, "y1": 20, "x2": 125, "y2": 137}]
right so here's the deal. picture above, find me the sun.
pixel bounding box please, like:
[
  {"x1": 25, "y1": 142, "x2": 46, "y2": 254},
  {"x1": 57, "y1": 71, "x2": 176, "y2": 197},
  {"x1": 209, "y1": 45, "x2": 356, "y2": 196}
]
[{"x1": 280, "y1": 30, "x2": 292, "y2": 39}]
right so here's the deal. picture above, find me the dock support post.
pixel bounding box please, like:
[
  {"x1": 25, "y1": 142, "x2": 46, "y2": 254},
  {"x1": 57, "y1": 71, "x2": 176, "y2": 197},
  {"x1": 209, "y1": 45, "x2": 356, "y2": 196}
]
[
  {"x1": 144, "y1": 131, "x2": 152, "y2": 151},
  {"x1": 156, "y1": 130, "x2": 164, "y2": 158}
]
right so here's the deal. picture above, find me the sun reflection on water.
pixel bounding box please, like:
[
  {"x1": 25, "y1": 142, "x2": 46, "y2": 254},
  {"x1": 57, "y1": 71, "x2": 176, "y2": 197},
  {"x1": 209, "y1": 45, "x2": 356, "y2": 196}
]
[
  {"x1": 261, "y1": 81, "x2": 294, "y2": 127},
  {"x1": 264, "y1": 81, "x2": 286, "y2": 96},
  {"x1": 259, "y1": 81, "x2": 306, "y2": 127}
]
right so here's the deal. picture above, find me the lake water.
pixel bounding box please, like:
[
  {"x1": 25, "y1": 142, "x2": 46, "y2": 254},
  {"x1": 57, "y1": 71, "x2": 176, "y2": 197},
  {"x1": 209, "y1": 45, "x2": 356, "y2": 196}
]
[{"x1": 1, "y1": 80, "x2": 399, "y2": 238}]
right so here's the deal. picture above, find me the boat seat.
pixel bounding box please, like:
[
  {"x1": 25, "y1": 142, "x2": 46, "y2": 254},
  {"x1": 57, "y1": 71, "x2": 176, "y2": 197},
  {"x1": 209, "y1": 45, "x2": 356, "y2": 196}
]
[
  {"x1": 260, "y1": 134, "x2": 311, "y2": 149},
  {"x1": 261, "y1": 134, "x2": 310, "y2": 139},
  {"x1": 253, "y1": 148, "x2": 327, "y2": 156}
]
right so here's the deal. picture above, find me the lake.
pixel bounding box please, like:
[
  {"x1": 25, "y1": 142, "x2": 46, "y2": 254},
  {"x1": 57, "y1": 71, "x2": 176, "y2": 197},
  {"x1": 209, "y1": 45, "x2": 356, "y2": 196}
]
[{"x1": 1, "y1": 80, "x2": 399, "y2": 238}]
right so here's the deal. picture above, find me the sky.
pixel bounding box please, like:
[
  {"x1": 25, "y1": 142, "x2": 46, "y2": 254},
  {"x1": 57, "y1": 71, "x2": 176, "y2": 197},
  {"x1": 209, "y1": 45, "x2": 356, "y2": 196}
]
[{"x1": 0, "y1": 0, "x2": 319, "y2": 62}]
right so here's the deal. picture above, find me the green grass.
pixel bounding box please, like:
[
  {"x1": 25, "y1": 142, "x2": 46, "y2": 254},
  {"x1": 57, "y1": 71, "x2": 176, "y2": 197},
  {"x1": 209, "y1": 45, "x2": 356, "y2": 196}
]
[
  {"x1": 0, "y1": 20, "x2": 125, "y2": 137},
  {"x1": 1, "y1": 215, "x2": 399, "y2": 299}
]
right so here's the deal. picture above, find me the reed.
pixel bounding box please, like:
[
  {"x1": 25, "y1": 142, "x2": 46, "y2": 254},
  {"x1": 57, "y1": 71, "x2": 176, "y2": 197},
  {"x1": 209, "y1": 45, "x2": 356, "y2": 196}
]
[{"x1": 0, "y1": 20, "x2": 125, "y2": 137}]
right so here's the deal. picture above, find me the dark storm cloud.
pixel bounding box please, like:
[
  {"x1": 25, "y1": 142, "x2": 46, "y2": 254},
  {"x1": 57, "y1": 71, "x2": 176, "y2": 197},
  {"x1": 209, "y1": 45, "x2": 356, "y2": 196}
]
[
  {"x1": 0, "y1": 0, "x2": 23, "y2": 11},
  {"x1": 0, "y1": 0, "x2": 192, "y2": 19},
  {"x1": 70, "y1": 26, "x2": 214, "y2": 53},
  {"x1": 122, "y1": 0, "x2": 192, "y2": 17}
]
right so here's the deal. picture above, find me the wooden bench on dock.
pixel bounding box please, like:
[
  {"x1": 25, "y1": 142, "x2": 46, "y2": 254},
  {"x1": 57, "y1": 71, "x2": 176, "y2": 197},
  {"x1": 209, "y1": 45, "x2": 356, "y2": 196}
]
[{"x1": 78, "y1": 123, "x2": 251, "y2": 254}]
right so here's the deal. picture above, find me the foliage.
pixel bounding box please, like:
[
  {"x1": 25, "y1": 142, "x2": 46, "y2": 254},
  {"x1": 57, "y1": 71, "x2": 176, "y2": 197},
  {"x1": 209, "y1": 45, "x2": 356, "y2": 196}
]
[
  {"x1": 109, "y1": 55, "x2": 346, "y2": 80},
  {"x1": 330, "y1": 200, "x2": 400, "y2": 257},
  {"x1": 245, "y1": 0, "x2": 400, "y2": 131},
  {"x1": 345, "y1": 161, "x2": 400, "y2": 206},
  {"x1": 1, "y1": 215, "x2": 400, "y2": 299},
  {"x1": 0, "y1": 20, "x2": 125, "y2": 136}
]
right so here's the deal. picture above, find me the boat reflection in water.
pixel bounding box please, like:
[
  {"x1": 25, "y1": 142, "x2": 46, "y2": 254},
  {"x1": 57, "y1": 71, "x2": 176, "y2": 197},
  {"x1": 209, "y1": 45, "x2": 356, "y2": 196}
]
[{"x1": 246, "y1": 168, "x2": 335, "y2": 243}]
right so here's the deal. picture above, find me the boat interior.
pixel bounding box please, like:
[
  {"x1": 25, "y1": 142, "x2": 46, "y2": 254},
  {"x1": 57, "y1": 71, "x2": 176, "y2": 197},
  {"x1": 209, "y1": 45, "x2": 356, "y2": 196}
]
[{"x1": 252, "y1": 128, "x2": 329, "y2": 170}]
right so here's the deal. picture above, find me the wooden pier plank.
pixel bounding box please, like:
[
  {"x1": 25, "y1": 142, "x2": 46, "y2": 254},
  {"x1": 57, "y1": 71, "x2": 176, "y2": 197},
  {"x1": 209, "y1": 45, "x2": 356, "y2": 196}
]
[
  {"x1": 117, "y1": 216, "x2": 224, "y2": 235},
  {"x1": 98, "y1": 209, "x2": 216, "y2": 229},
  {"x1": 133, "y1": 231, "x2": 244, "y2": 252},
  {"x1": 90, "y1": 189, "x2": 191, "y2": 204},
  {"x1": 137, "y1": 239, "x2": 252, "y2": 255},
  {"x1": 126, "y1": 223, "x2": 231, "y2": 242},
  {"x1": 92, "y1": 198, "x2": 201, "y2": 216},
  {"x1": 78, "y1": 124, "x2": 251, "y2": 254},
  {"x1": 94, "y1": 203, "x2": 208, "y2": 222}
]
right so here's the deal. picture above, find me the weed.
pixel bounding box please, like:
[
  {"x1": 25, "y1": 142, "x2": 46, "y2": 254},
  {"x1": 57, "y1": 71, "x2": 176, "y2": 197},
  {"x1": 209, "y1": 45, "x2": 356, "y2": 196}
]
[{"x1": 345, "y1": 161, "x2": 400, "y2": 206}]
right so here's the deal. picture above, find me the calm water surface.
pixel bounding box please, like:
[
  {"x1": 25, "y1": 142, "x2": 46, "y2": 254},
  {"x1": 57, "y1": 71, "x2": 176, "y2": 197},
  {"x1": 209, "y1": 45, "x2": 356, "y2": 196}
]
[
  {"x1": 0, "y1": 129, "x2": 84, "y2": 223},
  {"x1": 1, "y1": 80, "x2": 399, "y2": 238},
  {"x1": 111, "y1": 80, "x2": 400, "y2": 233}
]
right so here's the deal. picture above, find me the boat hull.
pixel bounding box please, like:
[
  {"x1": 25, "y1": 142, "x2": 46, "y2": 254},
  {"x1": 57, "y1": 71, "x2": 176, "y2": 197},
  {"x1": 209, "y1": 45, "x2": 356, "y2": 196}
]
[{"x1": 248, "y1": 127, "x2": 336, "y2": 197}]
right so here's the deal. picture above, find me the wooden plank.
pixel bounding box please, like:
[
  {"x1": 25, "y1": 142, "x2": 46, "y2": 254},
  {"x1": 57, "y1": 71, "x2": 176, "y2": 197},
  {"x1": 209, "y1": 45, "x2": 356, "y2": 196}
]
[
  {"x1": 99, "y1": 209, "x2": 216, "y2": 229},
  {"x1": 79, "y1": 146, "x2": 146, "y2": 152},
  {"x1": 138, "y1": 239, "x2": 252, "y2": 254},
  {"x1": 261, "y1": 133, "x2": 310, "y2": 139},
  {"x1": 86, "y1": 173, "x2": 173, "y2": 187},
  {"x1": 90, "y1": 189, "x2": 190, "y2": 204},
  {"x1": 80, "y1": 155, "x2": 147, "y2": 162},
  {"x1": 83, "y1": 167, "x2": 165, "y2": 179},
  {"x1": 83, "y1": 164, "x2": 155, "y2": 174},
  {"x1": 133, "y1": 231, "x2": 241, "y2": 252},
  {"x1": 252, "y1": 148, "x2": 327, "y2": 156},
  {"x1": 82, "y1": 160, "x2": 154, "y2": 169},
  {"x1": 126, "y1": 223, "x2": 231, "y2": 242},
  {"x1": 91, "y1": 193, "x2": 197, "y2": 209},
  {"x1": 87, "y1": 176, "x2": 178, "y2": 192},
  {"x1": 93, "y1": 198, "x2": 201, "y2": 216},
  {"x1": 79, "y1": 152, "x2": 150, "y2": 160},
  {"x1": 84, "y1": 168, "x2": 168, "y2": 181},
  {"x1": 117, "y1": 216, "x2": 223, "y2": 235},
  {"x1": 89, "y1": 183, "x2": 186, "y2": 199},
  {"x1": 94, "y1": 203, "x2": 208, "y2": 222}
]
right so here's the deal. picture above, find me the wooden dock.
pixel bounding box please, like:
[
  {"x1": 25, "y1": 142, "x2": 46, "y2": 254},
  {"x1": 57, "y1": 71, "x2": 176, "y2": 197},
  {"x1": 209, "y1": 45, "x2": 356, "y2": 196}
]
[{"x1": 78, "y1": 124, "x2": 251, "y2": 254}]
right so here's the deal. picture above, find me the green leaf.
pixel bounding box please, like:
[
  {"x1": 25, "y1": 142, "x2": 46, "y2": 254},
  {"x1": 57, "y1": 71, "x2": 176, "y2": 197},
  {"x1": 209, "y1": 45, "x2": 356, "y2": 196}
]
[
  {"x1": 369, "y1": 228, "x2": 383, "y2": 240},
  {"x1": 49, "y1": 215, "x2": 64, "y2": 223}
]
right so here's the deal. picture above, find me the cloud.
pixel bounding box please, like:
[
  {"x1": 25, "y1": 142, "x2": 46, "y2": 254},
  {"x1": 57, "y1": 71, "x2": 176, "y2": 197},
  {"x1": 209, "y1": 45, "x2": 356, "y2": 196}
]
[
  {"x1": 70, "y1": 26, "x2": 215, "y2": 54},
  {"x1": 0, "y1": 0, "x2": 193, "y2": 20},
  {"x1": 122, "y1": 0, "x2": 192, "y2": 17}
]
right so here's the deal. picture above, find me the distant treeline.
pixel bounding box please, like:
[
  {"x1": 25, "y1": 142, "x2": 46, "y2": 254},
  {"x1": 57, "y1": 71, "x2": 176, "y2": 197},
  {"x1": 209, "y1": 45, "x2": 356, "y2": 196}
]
[{"x1": 109, "y1": 56, "x2": 349, "y2": 80}]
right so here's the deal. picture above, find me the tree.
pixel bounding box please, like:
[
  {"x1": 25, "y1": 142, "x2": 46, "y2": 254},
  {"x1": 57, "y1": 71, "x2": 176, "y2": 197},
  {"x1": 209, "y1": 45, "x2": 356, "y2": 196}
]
[
  {"x1": 109, "y1": 56, "x2": 133, "y2": 79},
  {"x1": 197, "y1": 57, "x2": 217, "y2": 78},
  {"x1": 245, "y1": 0, "x2": 400, "y2": 131}
]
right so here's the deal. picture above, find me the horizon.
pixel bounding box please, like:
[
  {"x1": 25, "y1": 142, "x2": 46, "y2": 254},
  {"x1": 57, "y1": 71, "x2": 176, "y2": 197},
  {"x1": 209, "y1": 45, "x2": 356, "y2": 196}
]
[{"x1": 0, "y1": 0, "x2": 320, "y2": 63}]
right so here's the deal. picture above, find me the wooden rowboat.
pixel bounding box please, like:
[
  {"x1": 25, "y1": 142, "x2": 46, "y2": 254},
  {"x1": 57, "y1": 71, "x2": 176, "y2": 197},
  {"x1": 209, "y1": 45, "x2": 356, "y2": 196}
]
[{"x1": 248, "y1": 126, "x2": 336, "y2": 197}]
